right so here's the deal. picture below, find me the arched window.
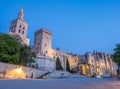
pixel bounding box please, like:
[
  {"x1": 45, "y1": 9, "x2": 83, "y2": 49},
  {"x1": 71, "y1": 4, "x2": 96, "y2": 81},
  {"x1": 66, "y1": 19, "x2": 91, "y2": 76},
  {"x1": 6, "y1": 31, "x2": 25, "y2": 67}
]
[{"x1": 19, "y1": 25, "x2": 21, "y2": 28}]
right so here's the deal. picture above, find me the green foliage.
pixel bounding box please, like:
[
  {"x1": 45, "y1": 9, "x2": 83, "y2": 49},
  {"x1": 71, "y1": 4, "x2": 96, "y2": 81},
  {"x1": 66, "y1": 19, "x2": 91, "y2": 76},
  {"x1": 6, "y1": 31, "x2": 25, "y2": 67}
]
[
  {"x1": 0, "y1": 34, "x2": 35, "y2": 66},
  {"x1": 19, "y1": 45, "x2": 35, "y2": 66},
  {"x1": 0, "y1": 34, "x2": 20, "y2": 64},
  {"x1": 56, "y1": 57, "x2": 63, "y2": 70},
  {"x1": 66, "y1": 59, "x2": 70, "y2": 72},
  {"x1": 113, "y1": 44, "x2": 120, "y2": 67}
]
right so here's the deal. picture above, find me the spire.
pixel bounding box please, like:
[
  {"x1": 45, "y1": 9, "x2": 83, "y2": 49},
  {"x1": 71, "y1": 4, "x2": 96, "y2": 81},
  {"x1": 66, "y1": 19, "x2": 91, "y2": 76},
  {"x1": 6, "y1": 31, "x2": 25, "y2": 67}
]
[{"x1": 18, "y1": 8, "x2": 24, "y2": 20}]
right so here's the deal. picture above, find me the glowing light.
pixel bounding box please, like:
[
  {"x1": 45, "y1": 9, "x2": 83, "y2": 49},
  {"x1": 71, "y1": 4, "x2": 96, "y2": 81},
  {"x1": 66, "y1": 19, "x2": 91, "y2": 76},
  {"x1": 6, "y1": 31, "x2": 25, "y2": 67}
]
[
  {"x1": 96, "y1": 75, "x2": 101, "y2": 78},
  {"x1": 5, "y1": 67, "x2": 26, "y2": 79},
  {"x1": 17, "y1": 67, "x2": 22, "y2": 74},
  {"x1": 82, "y1": 65, "x2": 89, "y2": 76}
]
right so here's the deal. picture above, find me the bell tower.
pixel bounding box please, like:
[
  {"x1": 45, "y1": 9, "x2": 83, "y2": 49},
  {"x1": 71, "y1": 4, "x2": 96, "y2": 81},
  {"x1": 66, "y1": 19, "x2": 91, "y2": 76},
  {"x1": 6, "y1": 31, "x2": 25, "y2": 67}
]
[{"x1": 9, "y1": 8, "x2": 29, "y2": 46}]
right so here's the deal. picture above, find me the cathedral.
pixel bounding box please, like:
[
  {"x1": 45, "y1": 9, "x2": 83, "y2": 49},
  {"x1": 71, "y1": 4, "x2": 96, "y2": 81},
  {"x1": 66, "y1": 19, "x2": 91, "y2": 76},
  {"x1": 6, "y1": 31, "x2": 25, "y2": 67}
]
[{"x1": 8, "y1": 8, "x2": 117, "y2": 77}]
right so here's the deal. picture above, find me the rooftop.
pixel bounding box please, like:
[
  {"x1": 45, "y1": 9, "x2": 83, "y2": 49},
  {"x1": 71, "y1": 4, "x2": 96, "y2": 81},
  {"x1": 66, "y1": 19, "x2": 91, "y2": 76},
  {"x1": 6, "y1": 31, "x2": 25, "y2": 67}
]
[{"x1": 35, "y1": 27, "x2": 52, "y2": 35}]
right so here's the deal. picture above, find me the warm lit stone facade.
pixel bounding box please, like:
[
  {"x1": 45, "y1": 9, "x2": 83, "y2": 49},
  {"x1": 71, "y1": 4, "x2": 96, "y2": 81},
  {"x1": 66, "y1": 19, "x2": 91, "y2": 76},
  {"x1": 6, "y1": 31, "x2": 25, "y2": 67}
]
[
  {"x1": 9, "y1": 8, "x2": 29, "y2": 46},
  {"x1": 33, "y1": 28, "x2": 80, "y2": 71},
  {"x1": 33, "y1": 28, "x2": 117, "y2": 76},
  {"x1": 80, "y1": 52, "x2": 117, "y2": 76},
  {"x1": 33, "y1": 28, "x2": 78, "y2": 70}
]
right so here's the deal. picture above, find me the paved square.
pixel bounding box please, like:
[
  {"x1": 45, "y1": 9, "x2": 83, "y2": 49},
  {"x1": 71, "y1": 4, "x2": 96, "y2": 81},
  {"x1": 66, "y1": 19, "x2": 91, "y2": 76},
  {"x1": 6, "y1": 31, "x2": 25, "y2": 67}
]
[{"x1": 0, "y1": 78, "x2": 120, "y2": 89}]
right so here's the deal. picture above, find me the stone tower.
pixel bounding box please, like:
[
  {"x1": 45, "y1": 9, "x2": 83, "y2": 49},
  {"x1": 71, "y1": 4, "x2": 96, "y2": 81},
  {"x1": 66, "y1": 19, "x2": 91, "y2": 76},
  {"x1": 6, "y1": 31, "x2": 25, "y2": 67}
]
[
  {"x1": 9, "y1": 8, "x2": 29, "y2": 46},
  {"x1": 34, "y1": 28, "x2": 52, "y2": 57}
]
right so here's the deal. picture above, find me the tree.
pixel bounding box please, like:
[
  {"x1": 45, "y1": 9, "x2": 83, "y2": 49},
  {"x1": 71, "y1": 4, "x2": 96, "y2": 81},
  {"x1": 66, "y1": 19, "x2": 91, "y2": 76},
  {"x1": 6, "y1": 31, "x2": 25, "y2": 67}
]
[
  {"x1": 10, "y1": 34, "x2": 35, "y2": 66},
  {"x1": 0, "y1": 34, "x2": 20, "y2": 64},
  {"x1": 19, "y1": 45, "x2": 35, "y2": 66},
  {"x1": 0, "y1": 34, "x2": 35, "y2": 66},
  {"x1": 56, "y1": 57, "x2": 63, "y2": 70},
  {"x1": 66, "y1": 59, "x2": 70, "y2": 72},
  {"x1": 113, "y1": 44, "x2": 120, "y2": 75}
]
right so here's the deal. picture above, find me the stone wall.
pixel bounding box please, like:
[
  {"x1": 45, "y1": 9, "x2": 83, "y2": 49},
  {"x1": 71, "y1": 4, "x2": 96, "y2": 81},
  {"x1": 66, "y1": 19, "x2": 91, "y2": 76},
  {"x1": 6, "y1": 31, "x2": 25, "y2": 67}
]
[
  {"x1": 35, "y1": 56, "x2": 56, "y2": 71},
  {"x1": 0, "y1": 62, "x2": 47, "y2": 79}
]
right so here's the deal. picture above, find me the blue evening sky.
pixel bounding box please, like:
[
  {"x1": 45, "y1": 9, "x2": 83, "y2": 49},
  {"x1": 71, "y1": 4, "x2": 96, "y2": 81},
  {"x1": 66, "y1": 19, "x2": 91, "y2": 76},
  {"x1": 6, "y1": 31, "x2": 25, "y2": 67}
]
[{"x1": 0, "y1": 0, "x2": 120, "y2": 54}]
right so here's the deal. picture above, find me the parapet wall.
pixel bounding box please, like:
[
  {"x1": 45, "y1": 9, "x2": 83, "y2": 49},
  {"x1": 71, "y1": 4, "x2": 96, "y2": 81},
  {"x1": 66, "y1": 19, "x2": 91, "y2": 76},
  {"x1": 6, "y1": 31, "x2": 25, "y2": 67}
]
[{"x1": 0, "y1": 62, "x2": 47, "y2": 79}]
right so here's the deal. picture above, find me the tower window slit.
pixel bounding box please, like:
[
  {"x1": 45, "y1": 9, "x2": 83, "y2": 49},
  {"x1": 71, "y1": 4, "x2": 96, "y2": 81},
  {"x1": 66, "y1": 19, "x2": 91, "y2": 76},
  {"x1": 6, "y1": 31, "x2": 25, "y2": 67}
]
[
  {"x1": 22, "y1": 31, "x2": 24, "y2": 34},
  {"x1": 19, "y1": 29, "x2": 21, "y2": 33},
  {"x1": 19, "y1": 25, "x2": 21, "y2": 28}
]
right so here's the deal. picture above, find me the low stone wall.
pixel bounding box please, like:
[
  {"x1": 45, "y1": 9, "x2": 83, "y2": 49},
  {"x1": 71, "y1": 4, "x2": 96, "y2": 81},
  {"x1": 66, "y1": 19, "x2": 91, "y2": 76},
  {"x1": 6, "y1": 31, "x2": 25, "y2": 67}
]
[{"x1": 0, "y1": 62, "x2": 47, "y2": 79}]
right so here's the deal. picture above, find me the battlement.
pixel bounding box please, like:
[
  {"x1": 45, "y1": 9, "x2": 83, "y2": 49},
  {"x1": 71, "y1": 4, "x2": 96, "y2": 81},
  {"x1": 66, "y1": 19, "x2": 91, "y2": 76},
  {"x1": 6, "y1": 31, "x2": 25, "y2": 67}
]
[{"x1": 35, "y1": 28, "x2": 52, "y2": 36}]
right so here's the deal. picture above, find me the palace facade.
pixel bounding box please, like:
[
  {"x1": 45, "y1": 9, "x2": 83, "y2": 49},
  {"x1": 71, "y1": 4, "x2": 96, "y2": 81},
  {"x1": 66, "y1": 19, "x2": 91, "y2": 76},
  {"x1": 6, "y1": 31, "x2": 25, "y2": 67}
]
[{"x1": 33, "y1": 28, "x2": 117, "y2": 76}]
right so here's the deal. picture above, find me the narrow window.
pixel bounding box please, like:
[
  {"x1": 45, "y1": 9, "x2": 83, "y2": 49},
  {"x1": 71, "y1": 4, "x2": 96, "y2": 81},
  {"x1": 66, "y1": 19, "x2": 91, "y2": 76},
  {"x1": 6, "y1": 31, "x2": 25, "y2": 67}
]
[
  {"x1": 19, "y1": 29, "x2": 21, "y2": 33},
  {"x1": 14, "y1": 29, "x2": 16, "y2": 33},
  {"x1": 22, "y1": 31, "x2": 24, "y2": 34},
  {"x1": 23, "y1": 26, "x2": 25, "y2": 30},
  {"x1": 45, "y1": 44, "x2": 46, "y2": 47},
  {"x1": 19, "y1": 25, "x2": 21, "y2": 28}
]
